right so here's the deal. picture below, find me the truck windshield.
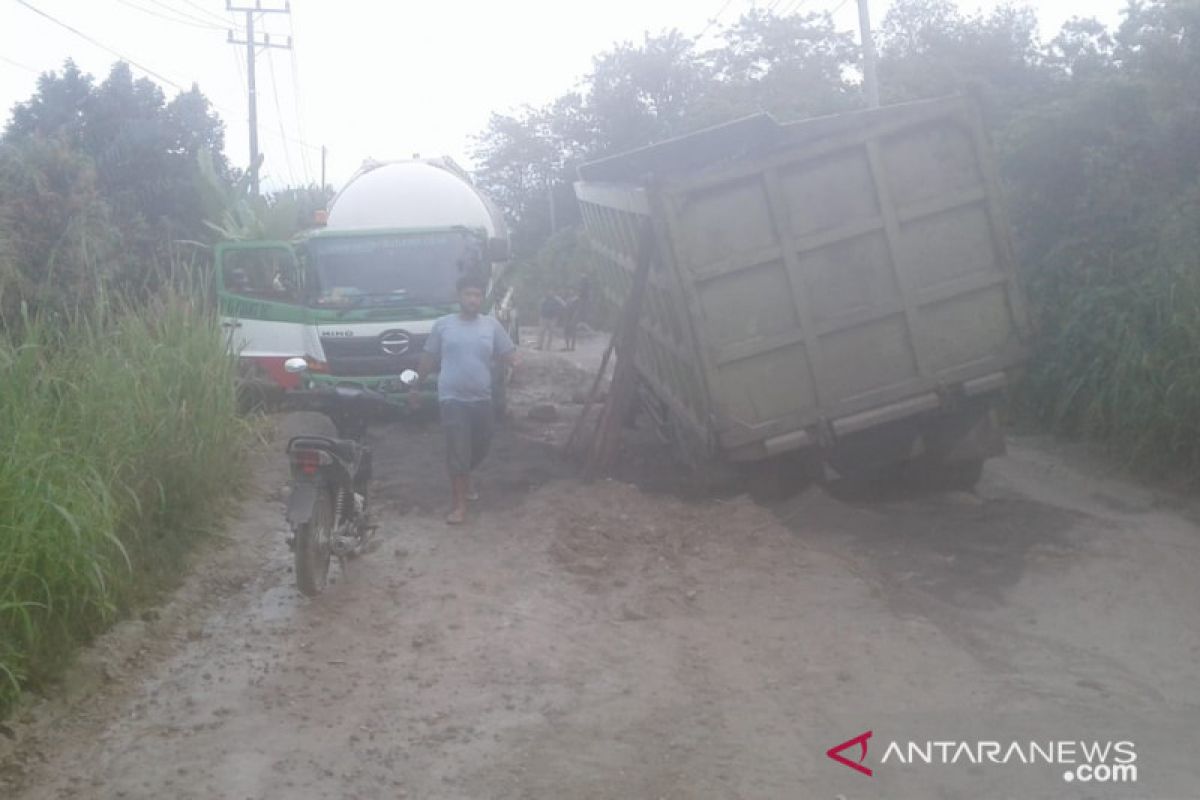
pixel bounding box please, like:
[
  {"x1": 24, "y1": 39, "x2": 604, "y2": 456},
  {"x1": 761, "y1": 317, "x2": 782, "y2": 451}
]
[{"x1": 308, "y1": 231, "x2": 481, "y2": 308}]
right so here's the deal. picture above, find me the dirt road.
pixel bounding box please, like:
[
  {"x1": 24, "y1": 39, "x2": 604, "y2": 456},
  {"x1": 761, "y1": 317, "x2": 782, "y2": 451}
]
[{"x1": 2, "y1": 339, "x2": 1198, "y2": 798}]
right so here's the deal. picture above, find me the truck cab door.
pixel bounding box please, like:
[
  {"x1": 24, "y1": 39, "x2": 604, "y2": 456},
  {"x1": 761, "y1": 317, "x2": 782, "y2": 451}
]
[{"x1": 215, "y1": 241, "x2": 312, "y2": 389}]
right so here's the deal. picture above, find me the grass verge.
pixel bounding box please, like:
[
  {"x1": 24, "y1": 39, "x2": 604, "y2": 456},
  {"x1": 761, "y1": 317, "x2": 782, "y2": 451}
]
[
  {"x1": 0, "y1": 290, "x2": 249, "y2": 716},
  {"x1": 1020, "y1": 261, "x2": 1200, "y2": 478}
]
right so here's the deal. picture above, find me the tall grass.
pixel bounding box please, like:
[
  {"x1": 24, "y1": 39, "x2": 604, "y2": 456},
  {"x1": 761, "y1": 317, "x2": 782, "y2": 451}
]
[
  {"x1": 0, "y1": 286, "x2": 249, "y2": 715},
  {"x1": 1021, "y1": 259, "x2": 1200, "y2": 477}
]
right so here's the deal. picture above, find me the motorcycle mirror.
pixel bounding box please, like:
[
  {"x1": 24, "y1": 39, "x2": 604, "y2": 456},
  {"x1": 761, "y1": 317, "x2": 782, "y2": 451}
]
[
  {"x1": 284, "y1": 357, "x2": 308, "y2": 374},
  {"x1": 399, "y1": 369, "x2": 419, "y2": 386}
]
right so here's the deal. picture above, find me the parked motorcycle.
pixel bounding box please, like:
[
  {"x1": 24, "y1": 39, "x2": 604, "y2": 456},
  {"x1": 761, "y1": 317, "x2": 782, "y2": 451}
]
[{"x1": 280, "y1": 358, "x2": 416, "y2": 596}]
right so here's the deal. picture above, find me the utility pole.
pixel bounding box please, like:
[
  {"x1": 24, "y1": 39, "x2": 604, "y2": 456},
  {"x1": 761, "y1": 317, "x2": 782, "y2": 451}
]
[
  {"x1": 227, "y1": 1, "x2": 292, "y2": 196},
  {"x1": 320, "y1": 145, "x2": 326, "y2": 191},
  {"x1": 857, "y1": 0, "x2": 880, "y2": 108}
]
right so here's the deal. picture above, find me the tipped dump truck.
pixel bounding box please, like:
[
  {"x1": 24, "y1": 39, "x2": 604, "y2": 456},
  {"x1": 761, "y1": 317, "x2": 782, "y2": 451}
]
[{"x1": 575, "y1": 95, "x2": 1031, "y2": 484}]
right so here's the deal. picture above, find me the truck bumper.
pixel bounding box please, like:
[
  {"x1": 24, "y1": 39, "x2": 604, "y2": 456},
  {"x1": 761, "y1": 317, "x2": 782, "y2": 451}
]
[{"x1": 304, "y1": 372, "x2": 434, "y2": 413}]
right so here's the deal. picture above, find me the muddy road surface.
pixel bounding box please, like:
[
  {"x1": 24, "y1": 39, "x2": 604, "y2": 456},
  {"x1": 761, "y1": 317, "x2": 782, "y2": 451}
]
[{"x1": 3, "y1": 337, "x2": 1198, "y2": 799}]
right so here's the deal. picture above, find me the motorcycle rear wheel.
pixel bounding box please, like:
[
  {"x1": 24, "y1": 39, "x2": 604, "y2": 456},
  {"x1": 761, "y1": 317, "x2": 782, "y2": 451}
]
[{"x1": 294, "y1": 483, "x2": 335, "y2": 596}]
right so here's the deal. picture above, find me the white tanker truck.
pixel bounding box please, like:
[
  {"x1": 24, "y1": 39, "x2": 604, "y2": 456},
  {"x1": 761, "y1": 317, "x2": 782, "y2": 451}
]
[{"x1": 215, "y1": 157, "x2": 514, "y2": 406}]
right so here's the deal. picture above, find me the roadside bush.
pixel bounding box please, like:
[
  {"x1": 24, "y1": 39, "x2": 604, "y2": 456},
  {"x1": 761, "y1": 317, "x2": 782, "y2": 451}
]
[
  {"x1": 0, "y1": 289, "x2": 248, "y2": 715},
  {"x1": 1020, "y1": 254, "x2": 1200, "y2": 477}
]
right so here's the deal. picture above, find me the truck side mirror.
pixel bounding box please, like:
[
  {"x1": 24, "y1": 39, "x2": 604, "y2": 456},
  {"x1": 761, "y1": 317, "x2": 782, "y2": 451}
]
[{"x1": 487, "y1": 237, "x2": 510, "y2": 263}]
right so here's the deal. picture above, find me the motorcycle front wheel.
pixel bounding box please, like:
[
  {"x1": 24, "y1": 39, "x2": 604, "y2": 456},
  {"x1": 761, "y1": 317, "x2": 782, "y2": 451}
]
[{"x1": 294, "y1": 483, "x2": 335, "y2": 596}]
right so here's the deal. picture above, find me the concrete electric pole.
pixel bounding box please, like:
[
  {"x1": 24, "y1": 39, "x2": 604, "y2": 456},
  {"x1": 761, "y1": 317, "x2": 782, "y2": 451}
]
[
  {"x1": 227, "y1": 1, "x2": 292, "y2": 196},
  {"x1": 857, "y1": 0, "x2": 880, "y2": 108}
]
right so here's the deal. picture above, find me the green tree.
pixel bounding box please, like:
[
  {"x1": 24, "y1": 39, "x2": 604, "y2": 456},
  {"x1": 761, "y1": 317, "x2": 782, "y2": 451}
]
[
  {"x1": 472, "y1": 106, "x2": 565, "y2": 253},
  {"x1": 5, "y1": 59, "x2": 94, "y2": 144},
  {"x1": 0, "y1": 137, "x2": 118, "y2": 322},
  {"x1": 586, "y1": 30, "x2": 712, "y2": 155},
  {"x1": 8, "y1": 62, "x2": 230, "y2": 240},
  {"x1": 993, "y1": 1, "x2": 1200, "y2": 470},
  {"x1": 1045, "y1": 17, "x2": 1117, "y2": 78},
  {"x1": 878, "y1": 0, "x2": 1048, "y2": 120},
  {"x1": 2, "y1": 60, "x2": 233, "y2": 318},
  {"x1": 704, "y1": 9, "x2": 860, "y2": 121}
]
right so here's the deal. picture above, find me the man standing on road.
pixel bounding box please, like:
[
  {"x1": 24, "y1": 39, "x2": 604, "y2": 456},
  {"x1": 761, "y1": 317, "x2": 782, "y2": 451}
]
[{"x1": 417, "y1": 273, "x2": 518, "y2": 524}]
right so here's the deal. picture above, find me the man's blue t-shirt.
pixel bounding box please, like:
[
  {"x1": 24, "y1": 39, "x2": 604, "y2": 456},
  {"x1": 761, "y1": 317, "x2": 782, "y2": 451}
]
[{"x1": 423, "y1": 313, "x2": 515, "y2": 402}]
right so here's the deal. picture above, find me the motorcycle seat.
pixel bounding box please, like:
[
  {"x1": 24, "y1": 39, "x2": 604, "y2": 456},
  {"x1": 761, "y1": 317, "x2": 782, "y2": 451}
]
[{"x1": 288, "y1": 435, "x2": 361, "y2": 463}]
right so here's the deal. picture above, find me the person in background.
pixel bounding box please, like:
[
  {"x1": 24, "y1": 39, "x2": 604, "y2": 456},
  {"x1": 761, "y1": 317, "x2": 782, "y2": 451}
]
[
  {"x1": 537, "y1": 290, "x2": 565, "y2": 351},
  {"x1": 417, "y1": 272, "x2": 518, "y2": 524},
  {"x1": 561, "y1": 277, "x2": 591, "y2": 352},
  {"x1": 560, "y1": 292, "x2": 579, "y2": 352}
]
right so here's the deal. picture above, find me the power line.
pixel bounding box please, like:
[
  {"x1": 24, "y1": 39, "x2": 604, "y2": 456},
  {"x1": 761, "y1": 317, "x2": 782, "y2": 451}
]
[
  {"x1": 149, "y1": 0, "x2": 232, "y2": 30},
  {"x1": 230, "y1": 32, "x2": 247, "y2": 96},
  {"x1": 113, "y1": 0, "x2": 226, "y2": 31},
  {"x1": 285, "y1": 8, "x2": 312, "y2": 183},
  {"x1": 15, "y1": 0, "x2": 189, "y2": 90},
  {"x1": 16, "y1": 0, "x2": 324, "y2": 162},
  {"x1": 179, "y1": 0, "x2": 230, "y2": 24},
  {"x1": 780, "y1": 0, "x2": 851, "y2": 15},
  {"x1": 268, "y1": 124, "x2": 321, "y2": 151},
  {"x1": 289, "y1": 51, "x2": 312, "y2": 182},
  {"x1": 778, "y1": 0, "x2": 815, "y2": 16},
  {"x1": 697, "y1": 0, "x2": 735, "y2": 39},
  {"x1": 266, "y1": 49, "x2": 297, "y2": 186},
  {"x1": 163, "y1": 0, "x2": 233, "y2": 27},
  {"x1": 1, "y1": 54, "x2": 41, "y2": 74}
]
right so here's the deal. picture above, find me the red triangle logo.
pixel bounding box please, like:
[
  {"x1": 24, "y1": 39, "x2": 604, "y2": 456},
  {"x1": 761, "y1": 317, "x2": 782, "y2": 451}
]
[{"x1": 827, "y1": 730, "x2": 873, "y2": 777}]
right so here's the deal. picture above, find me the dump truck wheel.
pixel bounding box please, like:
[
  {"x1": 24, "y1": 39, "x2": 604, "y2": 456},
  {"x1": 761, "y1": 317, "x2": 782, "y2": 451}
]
[{"x1": 905, "y1": 456, "x2": 985, "y2": 492}]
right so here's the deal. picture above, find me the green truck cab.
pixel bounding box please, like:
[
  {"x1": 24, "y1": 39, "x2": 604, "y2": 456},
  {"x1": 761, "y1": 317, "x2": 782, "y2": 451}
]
[{"x1": 216, "y1": 157, "x2": 513, "y2": 410}]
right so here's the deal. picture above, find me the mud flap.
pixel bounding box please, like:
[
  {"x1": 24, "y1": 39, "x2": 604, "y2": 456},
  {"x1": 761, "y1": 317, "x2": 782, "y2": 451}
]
[{"x1": 286, "y1": 482, "x2": 318, "y2": 526}]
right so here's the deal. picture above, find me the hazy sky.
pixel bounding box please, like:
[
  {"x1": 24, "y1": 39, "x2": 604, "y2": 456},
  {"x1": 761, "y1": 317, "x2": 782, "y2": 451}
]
[{"x1": 2, "y1": 0, "x2": 1127, "y2": 191}]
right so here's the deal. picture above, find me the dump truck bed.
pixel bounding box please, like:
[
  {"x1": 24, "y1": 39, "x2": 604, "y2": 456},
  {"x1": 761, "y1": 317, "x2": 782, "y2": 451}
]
[{"x1": 575, "y1": 95, "x2": 1030, "y2": 462}]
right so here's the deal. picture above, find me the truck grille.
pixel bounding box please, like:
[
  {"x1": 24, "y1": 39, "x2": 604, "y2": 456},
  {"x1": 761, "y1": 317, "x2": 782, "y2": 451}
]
[{"x1": 320, "y1": 332, "x2": 426, "y2": 377}]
